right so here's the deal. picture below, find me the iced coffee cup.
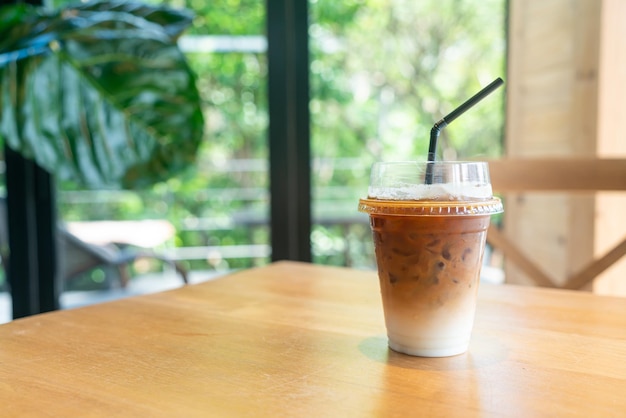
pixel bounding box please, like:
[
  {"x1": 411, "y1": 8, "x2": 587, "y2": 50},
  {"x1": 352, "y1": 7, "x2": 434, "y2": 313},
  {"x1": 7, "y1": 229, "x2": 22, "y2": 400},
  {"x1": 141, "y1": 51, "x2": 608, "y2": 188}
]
[{"x1": 359, "y1": 161, "x2": 503, "y2": 357}]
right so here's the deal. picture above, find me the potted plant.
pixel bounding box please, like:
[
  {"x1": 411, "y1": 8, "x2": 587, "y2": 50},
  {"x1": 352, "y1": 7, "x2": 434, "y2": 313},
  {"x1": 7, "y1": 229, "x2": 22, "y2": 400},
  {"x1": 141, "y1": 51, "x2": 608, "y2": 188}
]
[{"x1": 0, "y1": 0, "x2": 204, "y2": 189}]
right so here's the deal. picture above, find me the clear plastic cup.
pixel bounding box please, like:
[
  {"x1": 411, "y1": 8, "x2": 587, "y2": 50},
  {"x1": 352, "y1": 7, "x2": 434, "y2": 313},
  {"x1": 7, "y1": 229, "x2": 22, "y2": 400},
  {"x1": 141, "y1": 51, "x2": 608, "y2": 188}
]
[{"x1": 359, "y1": 161, "x2": 503, "y2": 357}]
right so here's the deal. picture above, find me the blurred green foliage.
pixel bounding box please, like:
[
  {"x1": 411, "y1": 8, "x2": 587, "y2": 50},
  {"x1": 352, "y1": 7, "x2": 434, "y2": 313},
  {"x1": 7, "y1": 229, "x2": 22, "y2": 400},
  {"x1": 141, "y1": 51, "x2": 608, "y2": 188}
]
[
  {"x1": 53, "y1": 0, "x2": 505, "y2": 276},
  {"x1": 309, "y1": 0, "x2": 506, "y2": 264},
  {"x1": 1, "y1": 0, "x2": 204, "y2": 189}
]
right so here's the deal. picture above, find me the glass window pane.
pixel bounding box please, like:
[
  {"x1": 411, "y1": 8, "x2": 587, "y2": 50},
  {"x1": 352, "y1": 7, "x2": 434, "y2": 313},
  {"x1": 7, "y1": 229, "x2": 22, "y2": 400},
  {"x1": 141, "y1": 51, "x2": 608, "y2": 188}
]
[
  {"x1": 55, "y1": 0, "x2": 269, "y2": 307},
  {"x1": 309, "y1": 0, "x2": 507, "y2": 268}
]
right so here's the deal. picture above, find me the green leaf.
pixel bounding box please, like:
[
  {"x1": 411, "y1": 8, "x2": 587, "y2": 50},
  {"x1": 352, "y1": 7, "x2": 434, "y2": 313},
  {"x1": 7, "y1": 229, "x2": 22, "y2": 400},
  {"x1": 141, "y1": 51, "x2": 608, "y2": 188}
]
[
  {"x1": 0, "y1": 1, "x2": 204, "y2": 189},
  {"x1": 73, "y1": 0, "x2": 194, "y2": 40}
]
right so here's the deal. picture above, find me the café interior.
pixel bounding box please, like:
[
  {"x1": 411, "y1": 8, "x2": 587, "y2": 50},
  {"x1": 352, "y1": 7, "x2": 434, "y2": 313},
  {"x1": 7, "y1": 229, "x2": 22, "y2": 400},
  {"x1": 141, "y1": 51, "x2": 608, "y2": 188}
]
[{"x1": 1, "y1": 1, "x2": 626, "y2": 415}]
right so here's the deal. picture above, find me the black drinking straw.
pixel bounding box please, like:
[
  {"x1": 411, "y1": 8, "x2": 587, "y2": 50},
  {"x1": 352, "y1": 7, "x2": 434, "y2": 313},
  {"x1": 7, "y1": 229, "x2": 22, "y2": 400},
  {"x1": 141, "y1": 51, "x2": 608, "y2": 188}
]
[{"x1": 425, "y1": 77, "x2": 505, "y2": 184}]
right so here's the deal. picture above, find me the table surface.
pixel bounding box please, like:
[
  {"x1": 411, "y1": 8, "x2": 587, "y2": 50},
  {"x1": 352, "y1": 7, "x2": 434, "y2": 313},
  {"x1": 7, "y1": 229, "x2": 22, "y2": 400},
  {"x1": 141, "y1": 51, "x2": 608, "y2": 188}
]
[{"x1": 1, "y1": 262, "x2": 625, "y2": 417}]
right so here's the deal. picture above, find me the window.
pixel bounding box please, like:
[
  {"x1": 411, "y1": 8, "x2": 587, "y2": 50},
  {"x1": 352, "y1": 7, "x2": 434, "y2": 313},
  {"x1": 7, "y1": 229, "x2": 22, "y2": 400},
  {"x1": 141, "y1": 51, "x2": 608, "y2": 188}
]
[{"x1": 1, "y1": 0, "x2": 506, "y2": 320}]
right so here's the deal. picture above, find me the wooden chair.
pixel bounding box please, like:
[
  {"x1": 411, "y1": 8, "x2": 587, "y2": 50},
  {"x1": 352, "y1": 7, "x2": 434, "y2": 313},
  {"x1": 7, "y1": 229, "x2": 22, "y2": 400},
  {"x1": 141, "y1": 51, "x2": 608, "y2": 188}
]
[
  {"x1": 59, "y1": 228, "x2": 189, "y2": 288},
  {"x1": 486, "y1": 158, "x2": 626, "y2": 289},
  {"x1": 0, "y1": 197, "x2": 188, "y2": 290}
]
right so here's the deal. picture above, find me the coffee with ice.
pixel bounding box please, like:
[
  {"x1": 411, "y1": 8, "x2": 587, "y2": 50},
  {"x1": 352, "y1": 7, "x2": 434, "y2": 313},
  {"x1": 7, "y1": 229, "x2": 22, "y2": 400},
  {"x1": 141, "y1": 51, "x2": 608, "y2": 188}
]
[{"x1": 359, "y1": 161, "x2": 502, "y2": 357}]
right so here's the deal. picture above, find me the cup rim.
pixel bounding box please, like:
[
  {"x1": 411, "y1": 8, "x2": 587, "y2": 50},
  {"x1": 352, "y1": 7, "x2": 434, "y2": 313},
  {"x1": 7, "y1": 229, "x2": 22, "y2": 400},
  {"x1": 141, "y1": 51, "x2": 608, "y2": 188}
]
[{"x1": 358, "y1": 197, "x2": 503, "y2": 216}]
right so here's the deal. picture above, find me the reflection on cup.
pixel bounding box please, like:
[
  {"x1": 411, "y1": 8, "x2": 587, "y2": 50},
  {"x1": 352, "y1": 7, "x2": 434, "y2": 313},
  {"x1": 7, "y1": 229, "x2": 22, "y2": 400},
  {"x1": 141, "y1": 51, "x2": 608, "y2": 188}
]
[{"x1": 359, "y1": 161, "x2": 503, "y2": 357}]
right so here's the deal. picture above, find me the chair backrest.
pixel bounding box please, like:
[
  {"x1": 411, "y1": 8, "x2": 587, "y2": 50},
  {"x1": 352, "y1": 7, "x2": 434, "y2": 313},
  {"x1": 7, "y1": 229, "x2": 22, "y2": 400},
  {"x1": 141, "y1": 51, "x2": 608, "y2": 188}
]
[
  {"x1": 488, "y1": 158, "x2": 626, "y2": 192},
  {"x1": 485, "y1": 158, "x2": 626, "y2": 289},
  {"x1": 0, "y1": 197, "x2": 187, "y2": 289}
]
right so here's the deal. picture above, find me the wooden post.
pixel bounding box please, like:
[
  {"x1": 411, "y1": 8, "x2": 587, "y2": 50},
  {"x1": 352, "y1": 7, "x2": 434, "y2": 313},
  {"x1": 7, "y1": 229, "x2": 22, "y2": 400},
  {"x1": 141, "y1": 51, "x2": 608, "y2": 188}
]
[
  {"x1": 505, "y1": 0, "x2": 626, "y2": 293},
  {"x1": 594, "y1": 0, "x2": 626, "y2": 294}
]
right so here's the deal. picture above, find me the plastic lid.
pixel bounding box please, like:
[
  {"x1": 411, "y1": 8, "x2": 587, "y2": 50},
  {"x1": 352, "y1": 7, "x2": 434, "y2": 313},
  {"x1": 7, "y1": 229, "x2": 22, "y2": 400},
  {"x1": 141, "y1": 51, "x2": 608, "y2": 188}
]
[{"x1": 358, "y1": 197, "x2": 503, "y2": 216}]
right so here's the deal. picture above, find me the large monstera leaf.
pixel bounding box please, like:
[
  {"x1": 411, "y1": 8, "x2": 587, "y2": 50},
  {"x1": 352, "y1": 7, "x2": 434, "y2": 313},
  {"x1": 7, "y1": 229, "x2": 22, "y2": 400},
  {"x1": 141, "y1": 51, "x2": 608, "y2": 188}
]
[{"x1": 0, "y1": 1, "x2": 204, "y2": 189}]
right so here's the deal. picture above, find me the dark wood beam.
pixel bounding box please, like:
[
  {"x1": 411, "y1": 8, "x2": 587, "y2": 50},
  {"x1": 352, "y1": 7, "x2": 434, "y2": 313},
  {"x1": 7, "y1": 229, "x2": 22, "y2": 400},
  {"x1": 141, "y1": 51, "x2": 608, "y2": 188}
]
[{"x1": 267, "y1": 0, "x2": 312, "y2": 262}]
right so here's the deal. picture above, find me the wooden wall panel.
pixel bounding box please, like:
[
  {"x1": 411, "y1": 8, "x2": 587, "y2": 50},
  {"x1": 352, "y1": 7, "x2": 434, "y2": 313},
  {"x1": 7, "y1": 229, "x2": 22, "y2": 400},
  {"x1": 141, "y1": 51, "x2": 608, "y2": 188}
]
[
  {"x1": 594, "y1": 0, "x2": 626, "y2": 295},
  {"x1": 506, "y1": 0, "x2": 626, "y2": 294}
]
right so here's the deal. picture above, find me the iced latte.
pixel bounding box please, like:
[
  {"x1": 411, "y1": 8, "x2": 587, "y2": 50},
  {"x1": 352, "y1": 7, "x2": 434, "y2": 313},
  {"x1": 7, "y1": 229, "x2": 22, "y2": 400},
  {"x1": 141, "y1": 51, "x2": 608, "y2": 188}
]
[{"x1": 359, "y1": 162, "x2": 502, "y2": 357}]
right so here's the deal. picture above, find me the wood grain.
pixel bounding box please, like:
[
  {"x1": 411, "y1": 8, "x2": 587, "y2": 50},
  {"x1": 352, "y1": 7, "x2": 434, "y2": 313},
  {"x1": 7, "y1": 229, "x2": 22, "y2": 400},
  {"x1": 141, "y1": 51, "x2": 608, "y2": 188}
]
[
  {"x1": 486, "y1": 224, "x2": 557, "y2": 288},
  {"x1": 487, "y1": 158, "x2": 626, "y2": 193},
  {"x1": 486, "y1": 157, "x2": 626, "y2": 289},
  {"x1": 1, "y1": 262, "x2": 625, "y2": 417}
]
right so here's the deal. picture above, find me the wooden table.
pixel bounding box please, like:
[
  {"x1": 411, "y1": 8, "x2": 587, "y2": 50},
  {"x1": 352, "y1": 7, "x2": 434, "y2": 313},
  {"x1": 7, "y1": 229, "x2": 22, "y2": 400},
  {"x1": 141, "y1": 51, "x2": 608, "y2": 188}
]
[{"x1": 1, "y1": 262, "x2": 625, "y2": 417}]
